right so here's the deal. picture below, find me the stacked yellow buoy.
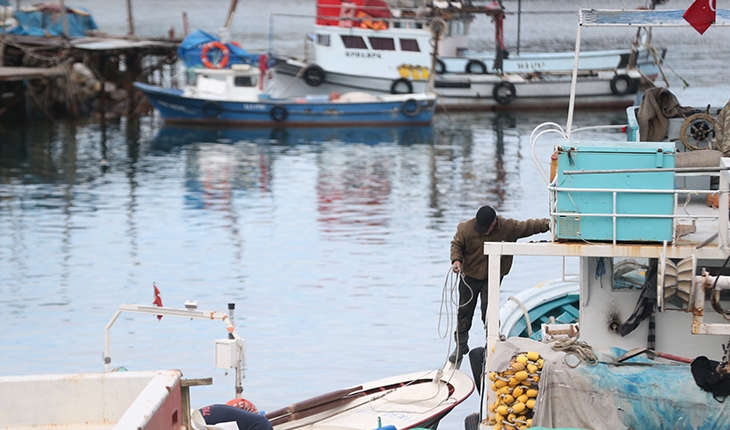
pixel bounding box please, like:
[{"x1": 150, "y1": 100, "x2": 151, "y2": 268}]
[{"x1": 486, "y1": 351, "x2": 544, "y2": 429}]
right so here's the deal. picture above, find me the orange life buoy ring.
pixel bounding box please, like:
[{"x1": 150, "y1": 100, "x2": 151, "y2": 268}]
[{"x1": 201, "y1": 41, "x2": 230, "y2": 69}]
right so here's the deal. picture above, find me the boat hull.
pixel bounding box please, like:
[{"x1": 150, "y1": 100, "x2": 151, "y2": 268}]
[
  {"x1": 133, "y1": 82, "x2": 436, "y2": 126},
  {"x1": 271, "y1": 64, "x2": 643, "y2": 111},
  {"x1": 269, "y1": 368, "x2": 474, "y2": 430},
  {"x1": 0, "y1": 370, "x2": 183, "y2": 430}
]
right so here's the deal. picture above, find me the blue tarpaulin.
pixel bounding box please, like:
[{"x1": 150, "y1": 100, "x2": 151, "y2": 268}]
[
  {"x1": 7, "y1": 6, "x2": 98, "y2": 37},
  {"x1": 177, "y1": 29, "x2": 260, "y2": 68}
]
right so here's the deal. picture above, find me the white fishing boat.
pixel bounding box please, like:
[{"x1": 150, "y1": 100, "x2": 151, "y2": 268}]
[
  {"x1": 465, "y1": 7, "x2": 730, "y2": 430},
  {"x1": 267, "y1": 0, "x2": 665, "y2": 111}
]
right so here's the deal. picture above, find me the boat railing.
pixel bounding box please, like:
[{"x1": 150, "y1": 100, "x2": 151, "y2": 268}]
[
  {"x1": 103, "y1": 302, "x2": 245, "y2": 399},
  {"x1": 547, "y1": 169, "x2": 730, "y2": 247}
]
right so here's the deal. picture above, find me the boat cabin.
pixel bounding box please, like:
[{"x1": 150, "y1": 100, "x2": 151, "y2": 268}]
[
  {"x1": 309, "y1": 0, "x2": 471, "y2": 78},
  {"x1": 184, "y1": 64, "x2": 261, "y2": 102}
]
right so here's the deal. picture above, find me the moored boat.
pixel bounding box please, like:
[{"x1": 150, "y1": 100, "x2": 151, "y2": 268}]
[
  {"x1": 134, "y1": 64, "x2": 436, "y2": 127},
  {"x1": 466, "y1": 7, "x2": 730, "y2": 430},
  {"x1": 267, "y1": 0, "x2": 665, "y2": 111}
]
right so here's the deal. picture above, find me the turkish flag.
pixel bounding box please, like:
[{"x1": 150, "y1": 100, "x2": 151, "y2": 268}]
[
  {"x1": 683, "y1": 0, "x2": 716, "y2": 35},
  {"x1": 152, "y1": 283, "x2": 163, "y2": 321}
]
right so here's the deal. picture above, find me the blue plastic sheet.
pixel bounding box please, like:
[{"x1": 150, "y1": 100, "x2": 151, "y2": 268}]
[
  {"x1": 7, "y1": 6, "x2": 98, "y2": 37},
  {"x1": 177, "y1": 29, "x2": 261, "y2": 68}
]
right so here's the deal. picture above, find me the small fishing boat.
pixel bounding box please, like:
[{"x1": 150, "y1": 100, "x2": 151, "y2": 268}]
[
  {"x1": 267, "y1": 0, "x2": 665, "y2": 111},
  {"x1": 133, "y1": 64, "x2": 436, "y2": 126},
  {"x1": 267, "y1": 368, "x2": 474, "y2": 430},
  {"x1": 498, "y1": 279, "x2": 579, "y2": 341},
  {"x1": 0, "y1": 298, "x2": 473, "y2": 430},
  {"x1": 465, "y1": 7, "x2": 730, "y2": 430}
]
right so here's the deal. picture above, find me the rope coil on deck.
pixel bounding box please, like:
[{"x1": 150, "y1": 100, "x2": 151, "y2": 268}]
[{"x1": 547, "y1": 337, "x2": 598, "y2": 367}]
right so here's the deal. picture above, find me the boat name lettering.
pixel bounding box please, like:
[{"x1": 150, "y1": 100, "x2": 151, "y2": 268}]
[
  {"x1": 157, "y1": 100, "x2": 197, "y2": 115},
  {"x1": 517, "y1": 61, "x2": 546, "y2": 70},
  {"x1": 345, "y1": 51, "x2": 382, "y2": 59},
  {"x1": 243, "y1": 104, "x2": 267, "y2": 111}
]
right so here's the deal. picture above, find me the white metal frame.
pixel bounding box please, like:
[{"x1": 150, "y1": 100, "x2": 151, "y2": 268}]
[{"x1": 103, "y1": 302, "x2": 245, "y2": 399}]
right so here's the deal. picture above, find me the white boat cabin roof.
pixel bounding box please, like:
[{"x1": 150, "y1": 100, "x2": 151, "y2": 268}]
[{"x1": 186, "y1": 64, "x2": 261, "y2": 102}]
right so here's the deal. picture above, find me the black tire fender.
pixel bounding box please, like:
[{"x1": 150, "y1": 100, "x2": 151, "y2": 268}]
[
  {"x1": 390, "y1": 78, "x2": 413, "y2": 95},
  {"x1": 610, "y1": 74, "x2": 634, "y2": 96},
  {"x1": 401, "y1": 98, "x2": 421, "y2": 118},
  {"x1": 492, "y1": 82, "x2": 516, "y2": 105},
  {"x1": 302, "y1": 65, "x2": 326, "y2": 87},
  {"x1": 269, "y1": 105, "x2": 288, "y2": 122},
  {"x1": 465, "y1": 60, "x2": 487, "y2": 74},
  {"x1": 201, "y1": 101, "x2": 222, "y2": 118}
]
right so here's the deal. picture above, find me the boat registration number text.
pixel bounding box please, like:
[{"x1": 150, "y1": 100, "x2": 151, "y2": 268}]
[
  {"x1": 345, "y1": 51, "x2": 382, "y2": 59},
  {"x1": 517, "y1": 61, "x2": 546, "y2": 70},
  {"x1": 243, "y1": 104, "x2": 267, "y2": 111}
]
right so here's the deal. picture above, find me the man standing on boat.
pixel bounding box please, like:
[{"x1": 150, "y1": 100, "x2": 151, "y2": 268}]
[{"x1": 449, "y1": 205, "x2": 550, "y2": 364}]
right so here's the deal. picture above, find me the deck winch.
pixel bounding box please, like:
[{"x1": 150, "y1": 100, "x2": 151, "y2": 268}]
[{"x1": 658, "y1": 253, "x2": 730, "y2": 333}]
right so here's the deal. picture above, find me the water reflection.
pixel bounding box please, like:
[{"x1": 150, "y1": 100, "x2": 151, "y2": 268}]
[
  {"x1": 151, "y1": 124, "x2": 435, "y2": 151},
  {"x1": 0, "y1": 110, "x2": 569, "y2": 429}
]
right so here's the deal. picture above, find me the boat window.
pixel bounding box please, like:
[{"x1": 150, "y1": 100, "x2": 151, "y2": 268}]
[
  {"x1": 612, "y1": 257, "x2": 649, "y2": 290},
  {"x1": 369, "y1": 37, "x2": 395, "y2": 51},
  {"x1": 341, "y1": 35, "x2": 368, "y2": 49},
  {"x1": 234, "y1": 76, "x2": 258, "y2": 87},
  {"x1": 400, "y1": 39, "x2": 419, "y2": 52},
  {"x1": 451, "y1": 20, "x2": 465, "y2": 36},
  {"x1": 316, "y1": 34, "x2": 330, "y2": 46}
]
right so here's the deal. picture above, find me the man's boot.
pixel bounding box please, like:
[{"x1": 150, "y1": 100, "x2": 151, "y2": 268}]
[{"x1": 448, "y1": 331, "x2": 469, "y2": 363}]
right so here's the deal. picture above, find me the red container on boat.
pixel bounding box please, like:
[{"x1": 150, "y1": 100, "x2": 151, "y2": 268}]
[{"x1": 317, "y1": 0, "x2": 341, "y2": 26}]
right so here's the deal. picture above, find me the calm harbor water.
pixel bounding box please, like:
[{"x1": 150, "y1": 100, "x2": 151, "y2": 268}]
[{"x1": 2, "y1": 1, "x2": 730, "y2": 429}]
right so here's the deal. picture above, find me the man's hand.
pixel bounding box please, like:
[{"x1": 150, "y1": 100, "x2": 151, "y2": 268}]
[{"x1": 452, "y1": 261, "x2": 461, "y2": 273}]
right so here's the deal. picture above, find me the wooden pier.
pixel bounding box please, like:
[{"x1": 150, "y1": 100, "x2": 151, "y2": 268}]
[{"x1": 0, "y1": 34, "x2": 180, "y2": 121}]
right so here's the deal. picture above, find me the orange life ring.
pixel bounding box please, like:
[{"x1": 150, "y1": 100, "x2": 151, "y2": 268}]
[{"x1": 201, "y1": 41, "x2": 230, "y2": 69}]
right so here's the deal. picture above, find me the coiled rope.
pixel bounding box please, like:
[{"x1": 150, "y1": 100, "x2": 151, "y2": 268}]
[
  {"x1": 438, "y1": 266, "x2": 477, "y2": 366},
  {"x1": 546, "y1": 337, "x2": 598, "y2": 368}
]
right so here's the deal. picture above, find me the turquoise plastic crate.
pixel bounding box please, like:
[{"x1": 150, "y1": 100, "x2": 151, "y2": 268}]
[{"x1": 554, "y1": 141, "x2": 675, "y2": 242}]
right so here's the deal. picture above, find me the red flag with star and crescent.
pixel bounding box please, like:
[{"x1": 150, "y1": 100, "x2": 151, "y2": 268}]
[
  {"x1": 683, "y1": 0, "x2": 716, "y2": 35},
  {"x1": 152, "y1": 283, "x2": 163, "y2": 321}
]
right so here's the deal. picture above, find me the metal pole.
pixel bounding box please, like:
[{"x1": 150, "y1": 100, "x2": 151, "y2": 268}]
[
  {"x1": 60, "y1": 0, "x2": 69, "y2": 37},
  {"x1": 516, "y1": 0, "x2": 521, "y2": 55},
  {"x1": 103, "y1": 303, "x2": 237, "y2": 371},
  {"x1": 126, "y1": 0, "x2": 134, "y2": 36},
  {"x1": 225, "y1": 0, "x2": 239, "y2": 30},
  {"x1": 428, "y1": 28, "x2": 438, "y2": 92},
  {"x1": 565, "y1": 21, "x2": 582, "y2": 140},
  {"x1": 720, "y1": 160, "x2": 730, "y2": 249},
  {"x1": 228, "y1": 302, "x2": 243, "y2": 398},
  {"x1": 564, "y1": 166, "x2": 730, "y2": 175}
]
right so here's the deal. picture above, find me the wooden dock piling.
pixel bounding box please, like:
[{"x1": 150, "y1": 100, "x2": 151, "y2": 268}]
[{"x1": 0, "y1": 34, "x2": 180, "y2": 122}]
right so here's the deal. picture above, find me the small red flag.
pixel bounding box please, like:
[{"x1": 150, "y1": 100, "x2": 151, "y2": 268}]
[
  {"x1": 152, "y1": 282, "x2": 163, "y2": 321},
  {"x1": 683, "y1": 0, "x2": 716, "y2": 35}
]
